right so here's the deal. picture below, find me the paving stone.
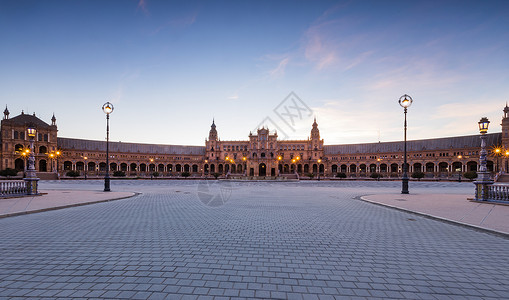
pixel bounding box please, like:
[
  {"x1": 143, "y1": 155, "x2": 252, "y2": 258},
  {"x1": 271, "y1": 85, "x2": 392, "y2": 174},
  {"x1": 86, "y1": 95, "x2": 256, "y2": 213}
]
[{"x1": 0, "y1": 180, "x2": 508, "y2": 299}]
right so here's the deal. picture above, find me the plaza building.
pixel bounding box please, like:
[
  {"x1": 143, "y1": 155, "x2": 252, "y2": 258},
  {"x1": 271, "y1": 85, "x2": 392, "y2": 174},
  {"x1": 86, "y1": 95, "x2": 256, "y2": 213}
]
[{"x1": 1, "y1": 105, "x2": 506, "y2": 179}]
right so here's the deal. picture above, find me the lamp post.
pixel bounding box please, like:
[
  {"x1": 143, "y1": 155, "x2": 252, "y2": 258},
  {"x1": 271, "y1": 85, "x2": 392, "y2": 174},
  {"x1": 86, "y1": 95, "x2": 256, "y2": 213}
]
[
  {"x1": 494, "y1": 147, "x2": 501, "y2": 173},
  {"x1": 505, "y1": 150, "x2": 509, "y2": 172},
  {"x1": 102, "y1": 102, "x2": 114, "y2": 192},
  {"x1": 24, "y1": 124, "x2": 39, "y2": 195},
  {"x1": 398, "y1": 94, "x2": 413, "y2": 194},
  {"x1": 457, "y1": 155, "x2": 462, "y2": 182},
  {"x1": 317, "y1": 159, "x2": 322, "y2": 181},
  {"x1": 83, "y1": 156, "x2": 88, "y2": 180},
  {"x1": 474, "y1": 117, "x2": 492, "y2": 201}
]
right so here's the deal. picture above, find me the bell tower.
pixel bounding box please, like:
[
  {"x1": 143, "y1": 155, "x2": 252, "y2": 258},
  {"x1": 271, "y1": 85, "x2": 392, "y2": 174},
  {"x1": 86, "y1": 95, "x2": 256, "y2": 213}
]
[{"x1": 501, "y1": 103, "x2": 509, "y2": 149}]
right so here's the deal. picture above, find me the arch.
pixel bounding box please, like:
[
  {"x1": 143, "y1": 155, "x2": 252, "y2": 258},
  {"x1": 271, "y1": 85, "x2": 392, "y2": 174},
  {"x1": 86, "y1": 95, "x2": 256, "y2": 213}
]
[
  {"x1": 210, "y1": 164, "x2": 215, "y2": 173},
  {"x1": 487, "y1": 160, "x2": 494, "y2": 172},
  {"x1": 252, "y1": 153, "x2": 257, "y2": 158},
  {"x1": 359, "y1": 164, "x2": 367, "y2": 173},
  {"x1": 218, "y1": 164, "x2": 223, "y2": 173},
  {"x1": 304, "y1": 164, "x2": 309, "y2": 173},
  {"x1": 76, "y1": 161, "x2": 84, "y2": 171},
  {"x1": 369, "y1": 164, "x2": 376, "y2": 173},
  {"x1": 259, "y1": 163, "x2": 267, "y2": 176},
  {"x1": 312, "y1": 164, "x2": 318, "y2": 173},
  {"x1": 390, "y1": 163, "x2": 398, "y2": 173},
  {"x1": 63, "y1": 161, "x2": 72, "y2": 171},
  {"x1": 130, "y1": 163, "x2": 137, "y2": 172},
  {"x1": 192, "y1": 164, "x2": 198, "y2": 173},
  {"x1": 225, "y1": 164, "x2": 229, "y2": 173},
  {"x1": 99, "y1": 162, "x2": 107, "y2": 172},
  {"x1": 467, "y1": 161, "x2": 477, "y2": 172},
  {"x1": 39, "y1": 146, "x2": 47, "y2": 154},
  {"x1": 284, "y1": 164, "x2": 289, "y2": 173},
  {"x1": 319, "y1": 164, "x2": 324, "y2": 174},
  {"x1": 175, "y1": 164, "x2": 182, "y2": 172},
  {"x1": 15, "y1": 144, "x2": 24, "y2": 152},
  {"x1": 261, "y1": 152, "x2": 266, "y2": 158},
  {"x1": 290, "y1": 164, "x2": 295, "y2": 173},
  {"x1": 149, "y1": 164, "x2": 155, "y2": 172},
  {"x1": 349, "y1": 164, "x2": 357, "y2": 173},
  {"x1": 121, "y1": 163, "x2": 128, "y2": 171},
  {"x1": 39, "y1": 159, "x2": 47, "y2": 172},
  {"x1": 110, "y1": 163, "x2": 117, "y2": 172},
  {"x1": 231, "y1": 164, "x2": 236, "y2": 173},
  {"x1": 167, "y1": 164, "x2": 173, "y2": 172},
  {"x1": 44, "y1": 134, "x2": 48, "y2": 142},
  {"x1": 413, "y1": 163, "x2": 422, "y2": 172},
  {"x1": 331, "y1": 165, "x2": 338, "y2": 173},
  {"x1": 88, "y1": 162, "x2": 96, "y2": 172},
  {"x1": 452, "y1": 161, "x2": 462, "y2": 172},
  {"x1": 340, "y1": 164, "x2": 347, "y2": 173},
  {"x1": 14, "y1": 158, "x2": 24, "y2": 171},
  {"x1": 380, "y1": 163, "x2": 387, "y2": 173},
  {"x1": 425, "y1": 162, "x2": 434, "y2": 172},
  {"x1": 438, "y1": 162, "x2": 448, "y2": 172},
  {"x1": 237, "y1": 164, "x2": 243, "y2": 173},
  {"x1": 158, "y1": 164, "x2": 164, "y2": 172},
  {"x1": 140, "y1": 163, "x2": 147, "y2": 172},
  {"x1": 297, "y1": 164, "x2": 303, "y2": 173}
]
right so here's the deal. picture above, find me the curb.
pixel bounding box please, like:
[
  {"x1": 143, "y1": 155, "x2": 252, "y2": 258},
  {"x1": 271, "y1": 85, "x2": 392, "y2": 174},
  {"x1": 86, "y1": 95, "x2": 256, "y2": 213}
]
[
  {"x1": 358, "y1": 195, "x2": 509, "y2": 239},
  {"x1": 0, "y1": 192, "x2": 141, "y2": 219}
]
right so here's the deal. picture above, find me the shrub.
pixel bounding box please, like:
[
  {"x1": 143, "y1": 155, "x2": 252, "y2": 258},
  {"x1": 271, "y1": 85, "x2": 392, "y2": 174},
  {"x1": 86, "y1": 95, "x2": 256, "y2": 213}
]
[
  {"x1": 411, "y1": 172, "x2": 425, "y2": 180},
  {"x1": 152, "y1": 172, "x2": 159, "y2": 177},
  {"x1": 181, "y1": 172, "x2": 191, "y2": 178},
  {"x1": 113, "y1": 170, "x2": 126, "y2": 177},
  {"x1": 463, "y1": 171, "x2": 477, "y2": 180},
  {"x1": 305, "y1": 173, "x2": 315, "y2": 179},
  {"x1": 0, "y1": 168, "x2": 18, "y2": 177},
  {"x1": 336, "y1": 172, "x2": 347, "y2": 178},
  {"x1": 212, "y1": 172, "x2": 221, "y2": 179},
  {"x1": 370, "y1": 172, "x2": 382, "y2": 179},
  {"x1": 66, "y1": 170, "x2": 80, "y2": 177}
]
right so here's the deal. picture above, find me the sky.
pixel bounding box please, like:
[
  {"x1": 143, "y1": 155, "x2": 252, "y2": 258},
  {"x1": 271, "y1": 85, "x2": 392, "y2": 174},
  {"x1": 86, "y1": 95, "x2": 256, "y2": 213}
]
[{"x1": 1, "y1": 0, "x2": 508, "y2": 146}]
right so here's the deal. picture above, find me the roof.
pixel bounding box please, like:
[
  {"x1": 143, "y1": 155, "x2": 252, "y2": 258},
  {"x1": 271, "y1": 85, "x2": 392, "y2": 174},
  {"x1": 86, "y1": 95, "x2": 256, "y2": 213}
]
[
  {"x1": 324, "y1": 133, "x2": 501, "y2": 155},
  {"x1": 58, "y1": 137, "x2": 206, "y2": 155},
  {"x1": 2, "y1": 112, "x2": 52, "y2": 128}
]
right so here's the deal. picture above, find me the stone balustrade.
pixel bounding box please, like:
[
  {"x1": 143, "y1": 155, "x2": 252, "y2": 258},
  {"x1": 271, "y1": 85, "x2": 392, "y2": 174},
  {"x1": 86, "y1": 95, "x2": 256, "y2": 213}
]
[{"x1": 0, "y1": 180, "x2": 28, "y2": 196}]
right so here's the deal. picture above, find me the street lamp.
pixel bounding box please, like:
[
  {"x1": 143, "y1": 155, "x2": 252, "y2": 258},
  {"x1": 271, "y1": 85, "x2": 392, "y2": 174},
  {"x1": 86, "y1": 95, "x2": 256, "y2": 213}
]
[
  {"x1": 102, "y1": 102, "x2": 114, "y2": 192},
  {"x1": 398, "y1": 94, "x2": 413, "y2": 194},
  {"x1": 83, "y1": 156, "x2": 88, "y2": 180},
  {"x1": 504, "y1": 150, "x2": 509, "y2": 172},
  {"x1": 25, "y1": 124, "x2": 39, "y2": 195},
  {"x1": 493, "y1": 147, "x2": 502, "y2": 172},
  {"x1": 457, "y1": 155, "x2": 462, "y2": 182},
  {"x1": 474, "y1": 117, "x2": 492, "y2": 201},
  {"x1": 317, "y1": 158, "x2": 322, "y2": 181}
]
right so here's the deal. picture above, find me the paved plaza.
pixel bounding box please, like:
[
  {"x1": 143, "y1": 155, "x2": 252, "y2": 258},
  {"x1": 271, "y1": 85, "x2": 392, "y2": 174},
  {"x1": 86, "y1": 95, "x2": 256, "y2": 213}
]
[{"x1": 1, "y1": 180, "x2": 508, "y2": 299}]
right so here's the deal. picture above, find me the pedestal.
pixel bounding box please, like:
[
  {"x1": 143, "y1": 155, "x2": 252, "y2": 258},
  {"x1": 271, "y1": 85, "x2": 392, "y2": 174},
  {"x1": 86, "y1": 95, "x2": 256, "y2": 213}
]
[{"x1": 24, "y1": 177, "x2": 40, "y2": 195}]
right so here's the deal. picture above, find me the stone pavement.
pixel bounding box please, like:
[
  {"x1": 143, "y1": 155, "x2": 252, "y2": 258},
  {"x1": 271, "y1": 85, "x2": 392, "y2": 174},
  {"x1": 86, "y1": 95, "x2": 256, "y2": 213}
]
[
  {"x1": 362, "y1": 193, "x2": 509, "y2": 235},
  {"x1": 0, "y1": 180, "x2": 508, "y2": 299},
  {"x1": 0, "y1": 189, "x2": 136, "y2": 218}
]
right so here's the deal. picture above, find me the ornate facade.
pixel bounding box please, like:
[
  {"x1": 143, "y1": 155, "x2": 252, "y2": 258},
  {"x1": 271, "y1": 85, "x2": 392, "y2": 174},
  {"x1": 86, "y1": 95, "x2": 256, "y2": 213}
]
[{"x1": 1, "y1": 105, "x2": 506, "y2": 179}]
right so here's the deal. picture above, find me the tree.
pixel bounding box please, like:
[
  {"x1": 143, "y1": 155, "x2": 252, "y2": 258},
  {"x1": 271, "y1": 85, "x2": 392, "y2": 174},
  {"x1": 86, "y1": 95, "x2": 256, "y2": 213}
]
[
  {"x1": 336, "y1": 172, "x2": 347, "y2": 178},
  {"x1": 0, "y1": 168, "x2": 18, "y2": 177},
  {"x1": 463, "y1": 171, "x2": 477, "y2": 181},
  {"x1": 411, "y1": 171, "x2": 425, "y2": 181},
  {"x1": 113, "y1": 171, "x2": 126, "y2": 177},
  {"x1": 66, "y1": 170, "x2": 80, "y2": 177}
]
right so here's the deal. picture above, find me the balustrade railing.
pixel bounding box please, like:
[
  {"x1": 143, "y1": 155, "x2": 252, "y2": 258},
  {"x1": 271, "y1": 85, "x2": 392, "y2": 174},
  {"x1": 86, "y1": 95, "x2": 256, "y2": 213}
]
[
  {"x1": 486, "y1": 184, "x2": 509, "y2": 202},
  {"x1": 0, "y1": 180, "x2": 28, "y2": 196}
]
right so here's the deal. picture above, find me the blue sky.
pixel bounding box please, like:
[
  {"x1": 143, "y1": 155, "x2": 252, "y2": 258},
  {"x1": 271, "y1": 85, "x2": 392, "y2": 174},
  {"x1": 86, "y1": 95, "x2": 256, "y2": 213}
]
[{"x1": 1, "y1": 0, "x2": 508, "y2": 146}]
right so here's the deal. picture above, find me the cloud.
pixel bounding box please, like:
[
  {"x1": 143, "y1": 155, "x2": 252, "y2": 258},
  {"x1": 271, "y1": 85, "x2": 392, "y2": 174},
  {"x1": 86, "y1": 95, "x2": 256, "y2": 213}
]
[
  {"x1": 269, "y1": 57, "x2": 290, "y2": 77},
  {"x1": 137, "y1": 0, "x2": 149, "y2": 16}
]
